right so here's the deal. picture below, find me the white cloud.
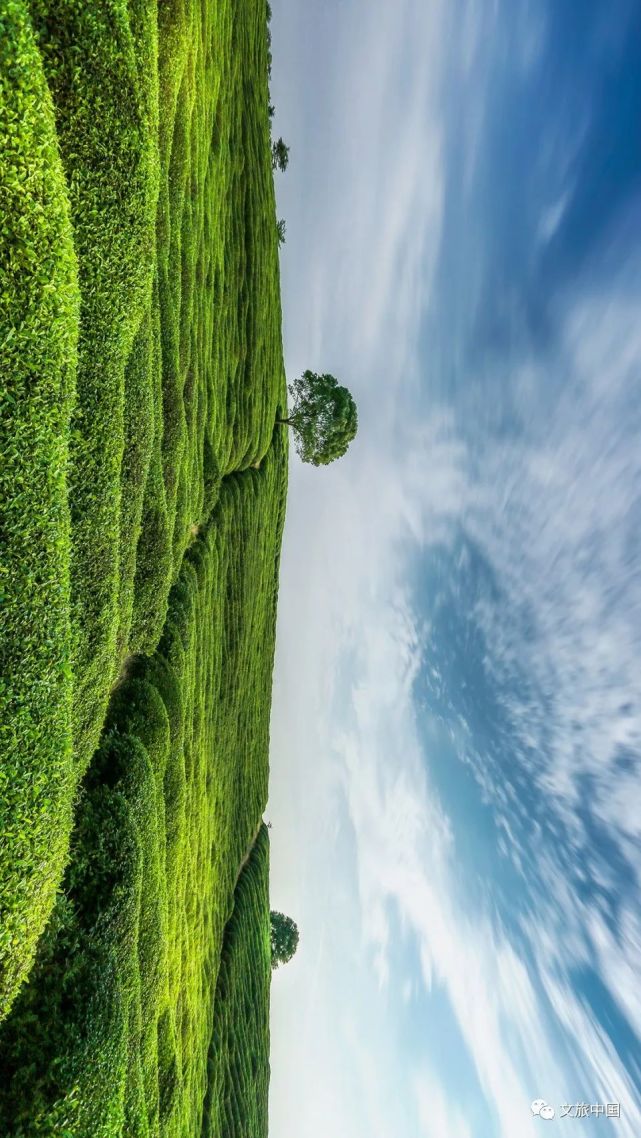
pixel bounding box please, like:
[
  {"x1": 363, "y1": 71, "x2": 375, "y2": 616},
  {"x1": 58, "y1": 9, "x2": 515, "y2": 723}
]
[
  {"x1": 268, "y1": 0, "x2": 449, "y2": 1133},
  {"x1": 538, "y1": 188, "x2": 572, "y2": 242},
  {"x1": 271, "y1": 264, "x2": 641, "y2": 1138},
  {"x1": 336, "y1": 613, "x2": 557, "y2": 1138},
  {"x1": 459, "y1": 295, "x2": 641, "y2": 851},
  {"x1": 270, "y1": 0, "x2": 445, "y2": 392},
  {"x1": 414, "y1": 1071, "x2": 473, "y2": 1138},
  {"x1": 268, "y1": 2, "x2": 641, "y2": 1137}
]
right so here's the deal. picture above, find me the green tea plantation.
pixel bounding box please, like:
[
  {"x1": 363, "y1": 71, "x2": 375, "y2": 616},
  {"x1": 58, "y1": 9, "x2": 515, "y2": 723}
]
[{"x1": 0, "y1": 0, "x2": 286, "y2": 1132}]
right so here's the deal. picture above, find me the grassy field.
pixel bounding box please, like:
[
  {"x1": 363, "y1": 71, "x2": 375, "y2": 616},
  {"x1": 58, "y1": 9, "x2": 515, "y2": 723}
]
[
  {"x1": 0, "y1": 0, "x2": 285, "y2": 1027},
  {"x1": 203, "y1": 823, "x2": 271, "y2": 1138},
  {"x1": 0, "y1": 0, "x2": 286, "y2": 1131},
  {"x1": 0, "y1": 456, "x2": 285, "y2": 1135}
]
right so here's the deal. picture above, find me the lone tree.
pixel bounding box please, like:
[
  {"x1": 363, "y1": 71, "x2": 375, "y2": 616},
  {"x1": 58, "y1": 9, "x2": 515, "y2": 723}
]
[
  {"x1": 272, "y1": 137, "x2": 290, "y2": 172},
  {"x1": 270, "y1": 911, "x2": 299, "y2": 969},
  {"x1": 278, "y1": 370, "x2": 358, "y2": 465},
  {"x1": 276, "y1": 218, "x2": 286, "y2": 246}
]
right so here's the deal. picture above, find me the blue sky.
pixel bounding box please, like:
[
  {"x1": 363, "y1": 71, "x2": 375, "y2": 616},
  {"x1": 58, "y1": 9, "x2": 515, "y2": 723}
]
[{"x1": 267, "y1": 2, "x2": 641, "y2": 1135}]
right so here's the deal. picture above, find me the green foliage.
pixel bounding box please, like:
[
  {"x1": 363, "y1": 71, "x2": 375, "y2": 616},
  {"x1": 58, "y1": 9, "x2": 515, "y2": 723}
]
[
  {"x1": 271, "y1": 137, "x2": 290, "y2": 172},
  {"x1": 284, "y1": 370, "x2": 358, "y2": 465},
  {"x1": 202, "y1": 826, "x2": 272, "y2": 1138},
  {"x1": 0, "y1": 447, "x2": 287, "y2": 1135},
  {"x1": 270, "y1": 911, "x2": 300, "y2": 969},
  {"x1": 27, "y1": 0, "x2": 162, "y2": 773},
  {"x1": 0, "y1": 0, "x2": 79, "y2": 1021},
  {"x1": 276, "y1": 218, "x2": 286, "y2": 245},
  {"x1": 0, "y1": 0, "x2": 286, "y2": 1020}
]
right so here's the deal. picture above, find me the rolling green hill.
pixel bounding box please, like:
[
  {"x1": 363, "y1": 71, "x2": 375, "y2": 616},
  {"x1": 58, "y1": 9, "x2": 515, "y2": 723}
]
[
  {"x1": 203, "y1": 822, "x2": 272, "y2": 1138},
  {"x1": 0, "y1": 0, "x2": 285, "y2": 1131},
  {"x1": 0, "y1": 457, "x2": 285, "y2": 1135}
]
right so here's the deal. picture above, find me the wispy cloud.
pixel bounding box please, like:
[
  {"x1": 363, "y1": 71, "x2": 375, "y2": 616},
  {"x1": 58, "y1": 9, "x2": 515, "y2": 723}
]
[
  {"x1": 414, "y1": 1070, "x2": 473, "y2": 1138},
  {"x1": 268, "y1": 0, "x2": 450, "y2": 1131},
  {"x1": 332, "y1": 281, "x2": 641, "y2": 1138},
  {"x1": 270, "y1": 0, "x2": 445, "y2": 392},
  {"x1": 269, "y1": 0, "x2": 641, "y2": 1136}
]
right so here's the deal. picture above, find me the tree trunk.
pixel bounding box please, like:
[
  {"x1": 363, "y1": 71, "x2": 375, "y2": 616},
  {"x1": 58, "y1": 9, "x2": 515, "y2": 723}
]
[{"x1": 276, "y1": 417, "x2": 293, "y2": 426}]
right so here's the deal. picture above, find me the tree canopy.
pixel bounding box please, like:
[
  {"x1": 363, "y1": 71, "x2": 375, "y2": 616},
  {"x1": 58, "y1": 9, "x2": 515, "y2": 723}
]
[
  {"x1": 271, "y1": 137, "x2": 290, "y2": 172},
  {"x1": 270, "y1": 911, "x2": 299, "y2": 969},
  {"x1": 280, "y1": 370, "x2": 358, "y2": 465}
]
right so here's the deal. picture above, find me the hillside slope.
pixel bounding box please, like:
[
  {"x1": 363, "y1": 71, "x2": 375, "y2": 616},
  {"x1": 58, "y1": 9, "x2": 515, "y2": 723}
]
[
  {"x1": 0, "y1": 0, "x2": 285, "y2": 1025},
  {"x1": 0, "y1": 443, "x2": 286, "y2": 1135},
  {"x1": 202, "y1": 823, "x2": 272, "y2": 1138}
]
